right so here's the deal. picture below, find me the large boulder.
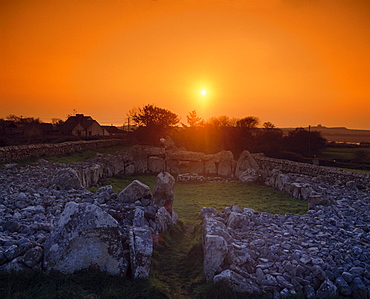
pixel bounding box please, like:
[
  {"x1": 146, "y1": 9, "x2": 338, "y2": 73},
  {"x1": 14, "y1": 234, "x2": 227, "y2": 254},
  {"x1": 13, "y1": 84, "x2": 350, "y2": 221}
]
[
  {"x1": 152, "y1": 172, "x2": 175, "y2": 208},
  {"x1": 43, "y1": 202, "x2": 128, "y2": 275},
  {"x1": 118, "y1": 180, "x2": 151, "y2": 204}
]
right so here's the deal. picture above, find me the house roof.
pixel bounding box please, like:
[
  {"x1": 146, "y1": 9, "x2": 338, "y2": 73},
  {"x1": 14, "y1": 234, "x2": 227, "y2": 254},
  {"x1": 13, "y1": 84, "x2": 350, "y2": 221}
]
[{"x1": 60, "y1": 114, "x2": 96, "y2": 132}]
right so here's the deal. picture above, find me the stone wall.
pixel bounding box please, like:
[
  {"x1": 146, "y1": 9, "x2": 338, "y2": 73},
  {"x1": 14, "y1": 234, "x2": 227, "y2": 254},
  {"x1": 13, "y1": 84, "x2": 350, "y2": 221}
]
[
  {"x1": 0, "y1": 139, "x2": 124, "y2": 163},
  {"x1": 253, "y1": 154, "x2": 370, "y2": 189}
]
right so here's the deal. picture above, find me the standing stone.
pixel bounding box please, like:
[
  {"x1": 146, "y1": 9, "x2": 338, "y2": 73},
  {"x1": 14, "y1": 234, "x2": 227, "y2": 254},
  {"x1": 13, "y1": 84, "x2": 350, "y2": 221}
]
[
  {"x1": 235, "y1": 150, "x2": 259, "y2": 178},
  {"x1": 203, "y1": 234, "x2": 228, "y2": 282},
  {"x1": 129, "y1": 145, "x2": 148, "y2": 174},
  {"x1": 155, "y1": 206, "x2": 178, "y2": 233},
  {"x1": 43, "y1": 202, "x2": 128, "y2": 276},
  {"x1": 152, "y1": 172, "x2": 175, "y2": 208},
  {"x1": 165, "y1": 159, "x2": 180, "y2": 176},
  {"x1": 188, "y1": 161, "x2": 204, "y2": 174},
  {"x1": 148, "y1": 156, "x2": 165, "y2": 173},
  {"x1": 217, "y1": 151, "x2": 234, "y2": 177},
  {"x1": 129, "y1": 227, "x2": 153, "y2": 279},
  {"x1": 204, "y1": 160, "x2": 217, "y2": 175}
]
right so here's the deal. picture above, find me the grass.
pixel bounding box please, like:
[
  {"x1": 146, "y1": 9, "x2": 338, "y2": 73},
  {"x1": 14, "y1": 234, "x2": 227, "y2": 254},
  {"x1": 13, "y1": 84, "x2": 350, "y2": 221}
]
[
  {"x1": 0, "y1": 270, "x2": 168, "y2": 299},
  {"x1": 15, "y1": 145, "x2": 130, "y2": 167},
  {"x1": 0, "y1": 174, "x2": 307, "y2": 298},
  {"x1": 320, "y1": 147, "x2": 368, "y2": 161}
]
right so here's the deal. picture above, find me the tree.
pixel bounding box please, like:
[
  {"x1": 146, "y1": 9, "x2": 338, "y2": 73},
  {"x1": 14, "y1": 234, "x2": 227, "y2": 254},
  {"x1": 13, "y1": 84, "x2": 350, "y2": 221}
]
[
  {"x1": 285, "y1": 128, "x2": 326, "y2": 156},
  {"x1": 186, "y1": 110, "x2": 203, "y2": 127},
  {"x1": 263, "y1": 121, "x2": 275, "y2": 129},
  {"x1": 6, "y1": 114, "x2": 41, "y2": 124},
  {"x1": 206, "y1": 115, "x2": 238, "y2": 128},
  {"x1": 128, "y1": 104, "x2": 179, "y2": 145},
  {"x1": 236, "y1": 116, "x2": 260, "y2": 129},
  {"x1": 129, "y1": 104, "x2": 179, "y2": 128},
  {"x1": 51, "y1": 118, "x2": 64, "y2": 128}
]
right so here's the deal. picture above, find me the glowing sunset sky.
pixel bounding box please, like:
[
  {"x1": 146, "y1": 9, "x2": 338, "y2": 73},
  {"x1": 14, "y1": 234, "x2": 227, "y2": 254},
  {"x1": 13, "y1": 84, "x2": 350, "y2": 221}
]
[{"x1": 1, "y1": 0, "x2": 369, "y2": 129}]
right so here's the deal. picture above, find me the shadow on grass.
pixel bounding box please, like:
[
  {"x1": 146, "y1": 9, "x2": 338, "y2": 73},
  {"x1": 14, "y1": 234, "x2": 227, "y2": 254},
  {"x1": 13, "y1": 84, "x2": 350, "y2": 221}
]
[{"x1": 0, "y1": 269, "x2": 168, "y2": 299}]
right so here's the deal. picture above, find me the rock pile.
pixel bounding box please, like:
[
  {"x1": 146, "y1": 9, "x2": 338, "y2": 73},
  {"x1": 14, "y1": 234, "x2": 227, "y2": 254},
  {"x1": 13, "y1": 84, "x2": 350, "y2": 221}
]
[
  {"x1": 0, "y1": 162, "x2": 177, "y2": 278},
  {"x1": 201, "y1": 183, "x2": 370, "y2": 298}
]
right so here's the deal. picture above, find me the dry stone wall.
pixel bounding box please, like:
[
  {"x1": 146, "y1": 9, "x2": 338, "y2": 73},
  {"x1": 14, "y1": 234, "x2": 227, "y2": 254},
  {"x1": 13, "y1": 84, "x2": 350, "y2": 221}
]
[
  {"x1": 0, "y1": 139, "x2": 123, "y2": 163},
  {"x1": 253, "y1": 154, "x2": 370, "y2": 189}
]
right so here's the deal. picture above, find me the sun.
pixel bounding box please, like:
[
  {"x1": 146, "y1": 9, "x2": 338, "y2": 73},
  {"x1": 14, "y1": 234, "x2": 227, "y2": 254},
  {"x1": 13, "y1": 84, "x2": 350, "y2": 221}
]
[{"x1": 201, "y1": 90, "x2": 207, "y2": 95}]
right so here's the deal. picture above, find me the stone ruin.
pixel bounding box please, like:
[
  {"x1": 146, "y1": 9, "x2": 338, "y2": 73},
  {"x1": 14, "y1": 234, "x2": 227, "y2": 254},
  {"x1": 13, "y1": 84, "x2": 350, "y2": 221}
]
[
  {"x1": 202, "y1": 151, "x2": 370, "y2": 298},
  {"x1": 1, "y1": 143, "x2": 370, "y2": 298},
  {"x1": 0, "y1": 161, "x2": 177, "y2": 279}
]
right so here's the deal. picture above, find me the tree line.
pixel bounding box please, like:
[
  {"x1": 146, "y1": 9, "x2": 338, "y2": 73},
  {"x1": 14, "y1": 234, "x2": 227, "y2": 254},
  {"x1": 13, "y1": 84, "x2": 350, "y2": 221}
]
[{"x1": 129, "y1": 104, "x2": 327, "y2": 160}]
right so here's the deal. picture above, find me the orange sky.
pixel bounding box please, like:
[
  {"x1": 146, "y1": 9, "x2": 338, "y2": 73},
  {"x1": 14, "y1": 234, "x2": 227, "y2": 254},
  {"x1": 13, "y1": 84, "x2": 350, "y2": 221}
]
[{"x1": 1, "y1": 0, "x2": 370, "y2": 129}]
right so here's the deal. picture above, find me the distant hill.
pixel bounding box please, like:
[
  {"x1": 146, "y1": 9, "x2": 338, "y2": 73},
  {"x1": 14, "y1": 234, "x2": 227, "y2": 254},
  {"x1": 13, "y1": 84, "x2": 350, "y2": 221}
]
[{"x1": 280, "y1": 126, "x2": 370, "y2": 144}]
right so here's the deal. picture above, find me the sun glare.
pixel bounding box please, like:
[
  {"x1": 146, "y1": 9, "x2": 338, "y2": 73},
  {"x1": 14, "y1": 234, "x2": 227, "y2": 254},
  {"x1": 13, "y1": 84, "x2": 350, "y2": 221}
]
[{"x1": 201, "y1": 90, "x2": 207, "y2": 95}]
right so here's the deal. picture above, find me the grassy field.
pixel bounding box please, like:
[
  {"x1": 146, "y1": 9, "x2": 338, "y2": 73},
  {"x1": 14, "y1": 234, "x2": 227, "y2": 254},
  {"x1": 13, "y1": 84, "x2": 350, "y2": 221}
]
[{"x1": 320, "y1": 147, "x2": 370, "y2": 161}]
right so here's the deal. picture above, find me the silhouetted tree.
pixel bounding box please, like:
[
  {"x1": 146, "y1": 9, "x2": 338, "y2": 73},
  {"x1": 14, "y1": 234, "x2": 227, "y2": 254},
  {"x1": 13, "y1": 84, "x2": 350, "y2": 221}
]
[
  {"x1": 6, "y1": 115, "x2": 41, "y2": 124},
  {"x1": 263, "y1": 121, "x2": 275, "y2": 129},
  {"x1": 186, "y1": 110, "x2": 203, "y2": 127},
  {"x1": 255, "y1": 125, "x2": 284, "y2": 157},
  {"x1": 51, "y1": 118, "x2": 64, "y2": 128},
  {"x1": 284, "y1": 128, "x2": 326, "y2": 157},
  {"x1": 206, "y1": 115, "x2": 238, "y2": 128},
  {"x1": 236, "y1": 116, "x2": 260, "y2": 129},
  {"x1": 129, "y1": 104, "x2": 179, "y2": 145},
  {"x1": 129, "y1": 104, "x2": 179, "y2": 128}
]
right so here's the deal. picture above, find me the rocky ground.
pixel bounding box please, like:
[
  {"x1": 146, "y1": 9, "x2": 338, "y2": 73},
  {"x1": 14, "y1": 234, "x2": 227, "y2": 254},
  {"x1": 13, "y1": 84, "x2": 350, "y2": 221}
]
[
  {"x1": 0, "y1": 161, "x2": 177, "y2": 277},
  {"x1": 202, "y1": 172, "x2": 370, "y2": 298}
]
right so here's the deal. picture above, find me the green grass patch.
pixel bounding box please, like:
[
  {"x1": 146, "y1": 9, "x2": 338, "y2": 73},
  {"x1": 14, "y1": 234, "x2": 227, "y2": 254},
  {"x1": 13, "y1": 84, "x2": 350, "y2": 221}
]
[{"x1": 320, "y1": 147, "x2": 370, "y2": 162}]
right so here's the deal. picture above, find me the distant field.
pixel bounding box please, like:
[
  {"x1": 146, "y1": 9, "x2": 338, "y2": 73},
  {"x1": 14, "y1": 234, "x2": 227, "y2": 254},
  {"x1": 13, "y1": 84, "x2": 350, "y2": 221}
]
[
  {"x1": 281, "y1": 126, "x2": 370, "y2": 143},
  {"x1": 320, "y1": 147, "x2": 370, "y2": 161}
]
